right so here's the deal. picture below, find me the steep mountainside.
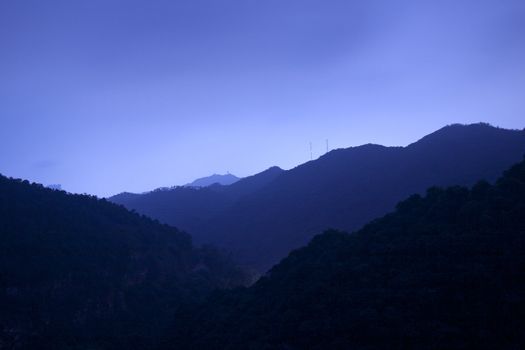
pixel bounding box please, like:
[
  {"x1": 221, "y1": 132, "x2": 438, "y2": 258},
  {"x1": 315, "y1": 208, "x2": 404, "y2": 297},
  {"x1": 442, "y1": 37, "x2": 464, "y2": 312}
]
[
  {"x1": 0, "y1": 176, "x2": 248, "y2": 350},
  {"x1": 110, "y1": 166, "x2": 284, "y2": 242},
  {"x1": 163, "y1": 157, "x2": 525, "y2": 350},
  {"x1": 112, "y1": 124, "x2": 525, "y2": 271}
]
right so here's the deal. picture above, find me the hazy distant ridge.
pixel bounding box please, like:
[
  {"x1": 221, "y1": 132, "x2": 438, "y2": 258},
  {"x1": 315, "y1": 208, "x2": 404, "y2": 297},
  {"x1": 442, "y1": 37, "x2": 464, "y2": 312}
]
[
  {"x1": 185, "y1": 173, "x2": 240, "y2": 187},
  {"x1": 111, "y1": 123, "x2": 525, "y2": 271}
]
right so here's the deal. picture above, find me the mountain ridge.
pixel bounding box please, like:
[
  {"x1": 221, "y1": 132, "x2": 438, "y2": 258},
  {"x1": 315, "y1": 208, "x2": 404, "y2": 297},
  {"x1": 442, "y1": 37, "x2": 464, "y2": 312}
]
[
  {"x1": 162, "y1": 156, "x2": 525, "y2": 349},
  {"x1": 111, "y1": 123, "x2": 525, "y2": 271}
]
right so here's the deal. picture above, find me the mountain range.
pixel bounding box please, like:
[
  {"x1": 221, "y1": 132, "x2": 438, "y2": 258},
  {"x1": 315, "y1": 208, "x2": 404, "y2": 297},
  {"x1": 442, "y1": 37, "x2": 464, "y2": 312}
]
[
  {"x1": 2, "y1": 122, "x2": 525, "y2": 349},
  {"x1": 162, "y1": 155, "x2": 525, "y2": 349},
  {"x1": 111, "y1": 123, "x2": 525, "y2": 271}
]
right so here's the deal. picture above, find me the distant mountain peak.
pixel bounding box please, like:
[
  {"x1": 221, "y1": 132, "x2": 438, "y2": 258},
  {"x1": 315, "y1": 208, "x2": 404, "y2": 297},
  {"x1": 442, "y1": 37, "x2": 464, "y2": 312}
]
[
  {"x1": 407, "y1": 122, "x2": 520, "y2": 149},
  {"x1": 425, "y1": 122, "x2": 513, "y2": 137},
  {"x1": 185, "y1": 173, "x2": 240, "y2": 188}
]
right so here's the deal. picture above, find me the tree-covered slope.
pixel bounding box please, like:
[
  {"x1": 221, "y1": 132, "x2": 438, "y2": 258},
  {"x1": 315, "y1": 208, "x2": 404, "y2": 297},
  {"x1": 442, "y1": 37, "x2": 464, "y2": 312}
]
[
  {"x1": 163, "y1": 157, "x2": 525, "y2": 349},
  {"x1": 0, "y1": 175, "x2": 248, "y2": 350},
  {"x1": 109, "y1": 165, "x2": 284, "y2": 244},
  {"x1": 112, "y1": 124, "x2": 525, "y2": 271}
]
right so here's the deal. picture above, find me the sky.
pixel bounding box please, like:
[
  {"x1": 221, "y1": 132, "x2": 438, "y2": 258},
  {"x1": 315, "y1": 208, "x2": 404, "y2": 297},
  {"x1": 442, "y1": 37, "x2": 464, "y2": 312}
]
[{"x1": 1, "y1": 0, "x2": 524, "y2": 197}]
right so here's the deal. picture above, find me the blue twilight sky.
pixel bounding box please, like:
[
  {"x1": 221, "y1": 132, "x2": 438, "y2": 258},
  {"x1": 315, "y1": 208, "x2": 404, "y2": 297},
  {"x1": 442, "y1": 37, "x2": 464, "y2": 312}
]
[{"x1": 1, "y1": 0, "x2": 524, "y2": 197}]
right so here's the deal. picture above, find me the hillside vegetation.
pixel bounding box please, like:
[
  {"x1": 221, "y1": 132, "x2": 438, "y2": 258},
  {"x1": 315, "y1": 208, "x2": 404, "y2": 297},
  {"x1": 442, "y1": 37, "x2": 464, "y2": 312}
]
[
  {"x1": 163, "y1": 157, "x2": 525, "y2": 349},
  {"x1": 0, "y1": 176, "x2": 248, "y2": 349}
]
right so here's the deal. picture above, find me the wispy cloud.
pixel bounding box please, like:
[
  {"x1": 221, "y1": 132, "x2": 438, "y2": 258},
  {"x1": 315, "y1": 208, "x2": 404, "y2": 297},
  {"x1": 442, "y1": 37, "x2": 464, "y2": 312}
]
[{"x1": 33, "y1": 160, "x2": 58, "y2": 169}]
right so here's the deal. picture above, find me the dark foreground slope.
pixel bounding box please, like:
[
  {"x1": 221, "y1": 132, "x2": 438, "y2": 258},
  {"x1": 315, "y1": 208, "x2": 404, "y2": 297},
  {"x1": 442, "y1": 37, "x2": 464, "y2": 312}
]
[
  {"x1": 0, "y1": 176, "x2": 248, "y2": 350},
  {"x1": 113, "y1": 123, "x2": 525, "y2": 271},
  {"x1": 163, "y1": 157, "x2": 525, "y2": 350}
]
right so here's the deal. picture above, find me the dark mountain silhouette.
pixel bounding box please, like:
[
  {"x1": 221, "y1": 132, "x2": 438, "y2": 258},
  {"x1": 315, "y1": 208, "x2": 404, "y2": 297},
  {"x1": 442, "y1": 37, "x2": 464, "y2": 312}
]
[
  {"x1": 111, "y1": 123, "x2": 525, "y2": 271},
  {"x1": 163, "y1": 157, "x2": 525, "y2": 350},
  {"x1": 110, "y1": 166, "x2": 284, "y2": 242},
  {"x1": 185, "y1": 173, "x2": 240, "y2": 187},
  {"x1": 0, "y1": 175, "x2": 248, "y2": 349}
]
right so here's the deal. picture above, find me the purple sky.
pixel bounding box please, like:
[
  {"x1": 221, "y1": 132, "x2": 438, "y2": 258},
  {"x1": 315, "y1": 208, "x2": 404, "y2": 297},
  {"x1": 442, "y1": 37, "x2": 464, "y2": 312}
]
[{"x1": 1, "y1": 0, "x2": 524, "y2": 197}]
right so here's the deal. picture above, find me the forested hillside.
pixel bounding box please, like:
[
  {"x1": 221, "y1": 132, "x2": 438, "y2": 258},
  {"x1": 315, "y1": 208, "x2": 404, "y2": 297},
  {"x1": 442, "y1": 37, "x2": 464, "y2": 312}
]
[
  {"x1": 163, "y1": 157, "x2": 525, "y2": 349},
  {"x1": 110, "y1": 165, "x2": 284, "y2": 246},
  {"x1": 113, "y1": 124, "x2": 525, "y2": 271},
  {"x1": 0, "y1": 176, "x2": 248, "y2": 349}
]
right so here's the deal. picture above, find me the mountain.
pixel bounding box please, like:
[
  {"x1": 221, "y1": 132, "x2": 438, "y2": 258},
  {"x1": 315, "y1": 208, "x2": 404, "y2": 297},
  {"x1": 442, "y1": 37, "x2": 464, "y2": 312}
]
[
  {"x1": 110, "y1": 166, "x2": 284, "y2": 243},
  {"x1": 0, "y1": 175, "x2": 248, "y2": 349},
  {"x1": 185, "y1": 173, "x2": 240, "y2": 187},
  {"x1": 162, "y1": 157, "x2": 525, "y2": 350},
  {"x1": 111, "y1": 123, "x2": 525, "y2": 271}
]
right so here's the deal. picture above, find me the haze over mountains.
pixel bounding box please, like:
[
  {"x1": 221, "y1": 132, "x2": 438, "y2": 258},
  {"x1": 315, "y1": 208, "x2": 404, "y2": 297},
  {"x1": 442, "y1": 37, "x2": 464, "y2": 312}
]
[
  {"x1": 185, "y1": 173, "x2": 240, "y2": 188},
  {"x1": 2, "y1": 122, "x2": 525, "y2": 349},
  {"x1": 2, "y1": 0, "x2": 524, "y2": 347},
  {"x1": 111, "y1": 123, "x2": 525, "y2": 271}
]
